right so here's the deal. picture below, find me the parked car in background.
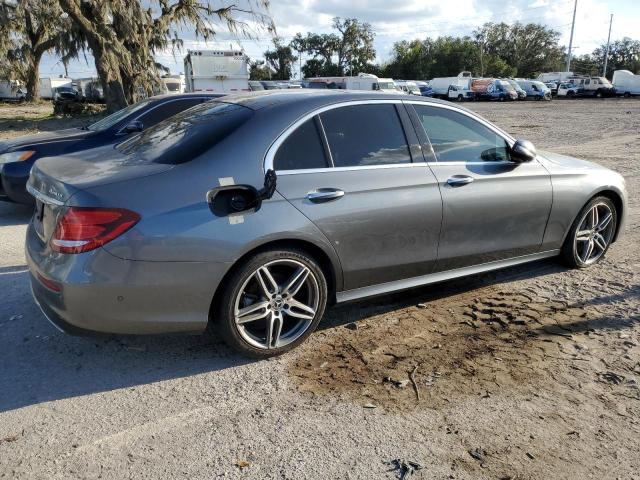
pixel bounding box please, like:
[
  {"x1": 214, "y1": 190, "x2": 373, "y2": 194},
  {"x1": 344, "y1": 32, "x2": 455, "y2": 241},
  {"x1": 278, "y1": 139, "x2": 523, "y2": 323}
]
[
  {"x1": 0, "y1": 93, "x2": 223, "y2": 204},
  {"x1": 53, "y1": 86, "x2": 80, "y2": 102},
  {"x1": 0, "y1": 79, "x2": 26, "y2": 101},
  {"x1": 503, "y1": 79, "x2": 527, "y2": 100},
  {"x1": 612, "y1": 70, "x2": 640, "y2": 97},
  {"x1": 303, "y1": 74, "x2": 403, "y2": 94},
  {"x1": 447, "y1": 84, "x2": 474, "y2": 101},
  {"x1": 161, "y1": 74, "x2": 186, "y2": 94},
  {"x1": 516, "y1": 80, "x2": 552, "y2": 100},
  {"x1": 568, "y1": 76, "x2": 615, "y2": 97},
  {"x1": 472, "y1": 79, "x2": 518, "y2": 101},
  {"x1": 395, "y1": 81, "x2": 422, "y2": 95},
  {"x1": 430, "y1": 72, "x2": 473, "y2": 98},
  {"x1": 545, "y1": 82, "x2": 559, "y2": 96},
  {"x1": 25, "y1": 91, "x2": 627, "y2": 357},
  {"x1": 248, "y1": 80, "x2": 265, "y2": 91},
  {"x1": 39, "y1": 77, "x2": 72, "y2": 100},
  {"x1": 557, "y1": 82, "x2": 582, "y2": 98}
]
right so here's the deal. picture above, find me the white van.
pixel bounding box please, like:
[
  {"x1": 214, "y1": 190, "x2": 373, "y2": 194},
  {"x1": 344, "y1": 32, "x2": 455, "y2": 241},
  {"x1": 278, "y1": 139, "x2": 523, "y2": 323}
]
[
  {"x1": 612, "y1": 70, "x2": 640, "y2": 97},
  {"x1": 0, "y1": 80, "x2": 26, "y2": 101},
  {"x1": 161, "y1": 74, "x2": 186, "y2": 94},
  {"x1": 395, "y1": 81, "x2": 421, "y2": 95}
]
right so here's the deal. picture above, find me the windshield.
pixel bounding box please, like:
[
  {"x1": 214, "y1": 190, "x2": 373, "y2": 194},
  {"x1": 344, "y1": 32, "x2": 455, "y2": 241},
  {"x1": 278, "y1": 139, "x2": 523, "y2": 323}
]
[
  {"x1": 165, "y1": 82, "x2": 180, "y2": 92},
  {"x1": 377, "y1": 82, "x2": 395, "y2": 90},
  {"x1": 533, "y1": 81, "x2": 549, "y2": 91},
  {"x1": 117, "y1": 102, "x2": 253, "y2": 164},
  {"x1": 87, "y1": 99, "x2": 153, "y2": 132},
  {"x1": 498, "y1": 81, "x2": 515, "y2": 92}
]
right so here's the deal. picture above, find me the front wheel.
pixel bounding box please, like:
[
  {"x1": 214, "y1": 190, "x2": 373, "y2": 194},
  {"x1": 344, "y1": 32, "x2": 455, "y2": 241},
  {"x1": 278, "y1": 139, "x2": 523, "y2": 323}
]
[
  {"x1": 217, "y1": 249, "x2": 328, "y2": 357},
  {"x1": 561, "y1": 197, "x2": 617, "y2": 268}
]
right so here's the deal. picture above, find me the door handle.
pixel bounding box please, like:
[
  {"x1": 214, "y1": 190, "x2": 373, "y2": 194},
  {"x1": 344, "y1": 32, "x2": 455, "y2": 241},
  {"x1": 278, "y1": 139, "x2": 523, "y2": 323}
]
[
  {"x1": 447, "y1": 175, "x2": 474, "y2": 187},
  {"x1": 306, "y1": 188, "x2": 345, "y2": 203}
]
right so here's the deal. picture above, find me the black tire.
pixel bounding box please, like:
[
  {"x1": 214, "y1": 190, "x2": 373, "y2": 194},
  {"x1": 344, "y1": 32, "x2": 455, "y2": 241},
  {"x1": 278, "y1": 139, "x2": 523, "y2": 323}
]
[
  {"x1": 560, "y1": 196, "x2": 617, "y2": 269},
  {"x1": 457, "y1": 94, "x2": 464, "y2": 102},
  {"x1": 216, "y1": 248, "x2": 328, "y2": 358},
  {"x1": 595, "y1": 89, "x2": 603, "y2": 98},
  {"x1": 624, "y1": 92, "x2": 631, "y2": 98},
  {"x1": 567, "y1": 90, "x2": 575, "y2": 98}
]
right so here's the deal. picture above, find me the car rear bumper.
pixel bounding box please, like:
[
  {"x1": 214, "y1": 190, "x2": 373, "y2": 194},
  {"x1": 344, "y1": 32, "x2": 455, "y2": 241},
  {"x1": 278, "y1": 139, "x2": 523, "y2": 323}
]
[{"x1": 26, "y1": 223, "x2": 232, "y2": 335}]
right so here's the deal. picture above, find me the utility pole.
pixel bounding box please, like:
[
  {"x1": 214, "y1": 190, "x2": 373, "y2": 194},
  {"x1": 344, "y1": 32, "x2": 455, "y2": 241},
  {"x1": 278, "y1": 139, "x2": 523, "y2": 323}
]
[
  {"x1": 603, "y1": 14, "x2": 613, "y2": 78},
  {"x1": 566, "y1": 0, "x2": 578, "y2": 72}
]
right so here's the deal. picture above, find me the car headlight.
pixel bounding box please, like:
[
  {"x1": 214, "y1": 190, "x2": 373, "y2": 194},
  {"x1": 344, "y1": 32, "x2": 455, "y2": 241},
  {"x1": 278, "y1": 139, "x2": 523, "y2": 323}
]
[{"x1": 0, "y1": 151, "x2": 36, "y2": 165}]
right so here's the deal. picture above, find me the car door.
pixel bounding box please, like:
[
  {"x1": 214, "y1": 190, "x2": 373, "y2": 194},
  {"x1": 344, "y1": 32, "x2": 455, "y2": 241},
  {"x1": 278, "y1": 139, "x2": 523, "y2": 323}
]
[
  {"x1": 270, "y1": 101, "x2": 443, "y2": 291},
  {"x1": 408, "y1": 102, "x2": 552, "y2": 272}
]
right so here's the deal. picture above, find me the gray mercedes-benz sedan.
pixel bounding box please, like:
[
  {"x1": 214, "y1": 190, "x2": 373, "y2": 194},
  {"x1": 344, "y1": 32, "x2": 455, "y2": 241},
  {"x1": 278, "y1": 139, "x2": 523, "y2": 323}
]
[{"x1": 25, "y1": 91, "x2": 627, "y2": 357}]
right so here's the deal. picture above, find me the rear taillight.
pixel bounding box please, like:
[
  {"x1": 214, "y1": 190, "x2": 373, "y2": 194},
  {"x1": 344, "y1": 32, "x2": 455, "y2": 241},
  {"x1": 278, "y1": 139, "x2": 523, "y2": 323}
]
[{"x1": 51, "y1": 207, "x2": 140, "y2": 254}]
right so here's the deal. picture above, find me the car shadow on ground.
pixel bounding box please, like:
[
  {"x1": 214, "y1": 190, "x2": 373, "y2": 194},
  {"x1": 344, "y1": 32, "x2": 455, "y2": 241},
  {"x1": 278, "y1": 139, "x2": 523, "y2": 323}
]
[{"x1": 319, "y1": 258, "x2": 567, "y2": 331}]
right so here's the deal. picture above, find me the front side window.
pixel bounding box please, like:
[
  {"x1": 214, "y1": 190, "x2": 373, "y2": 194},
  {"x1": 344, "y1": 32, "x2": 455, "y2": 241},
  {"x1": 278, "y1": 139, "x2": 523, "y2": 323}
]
[
  {"x1": 320, "y1": 104, "x2": 411, "y2": 167},
  {"x1": 413, "y1": 105, "x2": 511, "y2": 163},
  {"x1": 274, "y1": 118, "x2": 328, "y2": 171}
]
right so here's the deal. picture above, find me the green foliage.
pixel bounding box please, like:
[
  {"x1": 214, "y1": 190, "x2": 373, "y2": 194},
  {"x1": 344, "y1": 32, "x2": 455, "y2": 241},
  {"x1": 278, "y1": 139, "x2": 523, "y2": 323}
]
[
  {"x1": 383, "y1": 22, "x2": 565, "y2": 80},
  {"x1": 249, "y1": 60, "x2": 271, "y2": 81},
  {"x1": 293, "y1": 17, "x2": 375, "y2": 77},
  {"x1": 592, "y1": 38, "x2": 640, "y2": 78},
  {"x1": 264, "y1": 37, "x2": 297, "y2": 80},
  {"x1": 0, "y1": 0, "x2": 79, "y2": 100}
]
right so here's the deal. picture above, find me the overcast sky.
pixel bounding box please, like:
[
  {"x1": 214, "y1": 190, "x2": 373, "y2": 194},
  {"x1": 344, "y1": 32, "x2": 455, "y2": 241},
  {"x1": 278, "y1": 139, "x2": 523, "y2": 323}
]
[{"x1": 40, "y1": 0, "x2": 640, "y2": 79}]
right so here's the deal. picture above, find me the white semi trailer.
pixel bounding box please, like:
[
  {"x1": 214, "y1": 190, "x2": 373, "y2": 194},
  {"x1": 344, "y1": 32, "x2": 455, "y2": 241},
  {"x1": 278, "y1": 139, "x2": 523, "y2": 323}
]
[
  {"x1": 612, "y1": 69, "x2": 640, "y2": 96},
  {"x1": 38, "y1": 77, "x2": 72, "y2": 99},
  {"x1": 184, "y1": 50, "x2": 250, "y2": 93}
]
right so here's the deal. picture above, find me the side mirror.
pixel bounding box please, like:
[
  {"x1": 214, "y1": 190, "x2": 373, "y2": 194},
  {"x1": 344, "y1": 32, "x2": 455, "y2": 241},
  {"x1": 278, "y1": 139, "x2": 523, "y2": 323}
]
[
  {"x1": 123, "y1": 120, "x2": 143, "y2": 134},
  {"x1": 511, "y1": 139, "x2": 537, "y2": 163}
]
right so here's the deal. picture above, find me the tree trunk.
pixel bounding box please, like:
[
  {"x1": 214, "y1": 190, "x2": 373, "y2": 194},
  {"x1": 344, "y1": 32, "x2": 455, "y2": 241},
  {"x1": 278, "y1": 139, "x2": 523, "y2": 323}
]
[
  {"x1": 93, "y1": 47, "x2": 128, "y2": 112},
  {"x1": 25, "y1": 52, "x2": 42, "y2": 102}
]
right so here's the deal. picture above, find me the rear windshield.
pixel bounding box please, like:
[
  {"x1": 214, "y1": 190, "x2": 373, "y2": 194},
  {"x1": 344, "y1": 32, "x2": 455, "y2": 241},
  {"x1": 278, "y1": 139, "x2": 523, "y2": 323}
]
[{"x1": 117, "y1": 102, "x2": 253, "y2": 164}]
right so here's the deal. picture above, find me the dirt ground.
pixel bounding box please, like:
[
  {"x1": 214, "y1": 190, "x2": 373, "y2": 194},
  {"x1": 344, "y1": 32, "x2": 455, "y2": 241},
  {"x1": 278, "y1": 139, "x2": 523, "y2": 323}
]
[{"x1": 0, "y1": 99, "x2": 638, "y2": 480}]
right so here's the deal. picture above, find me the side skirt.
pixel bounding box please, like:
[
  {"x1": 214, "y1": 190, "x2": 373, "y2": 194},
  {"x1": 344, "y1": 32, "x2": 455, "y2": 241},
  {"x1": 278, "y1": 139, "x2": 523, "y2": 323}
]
[{"x1": 336, "y1": 250, "x2": 560, "y2": 303}]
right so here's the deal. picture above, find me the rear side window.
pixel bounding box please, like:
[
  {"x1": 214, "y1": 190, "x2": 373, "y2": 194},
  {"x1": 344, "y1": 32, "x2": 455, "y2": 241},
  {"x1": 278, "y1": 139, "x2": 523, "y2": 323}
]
[
  {"x1": 320, "y1": 104, "x2": 411, "y2": 167},
  {"x1": 413, "y1": 105, "x2": 511, "y2": 162},
  {"x1": 137, "y1": 98, "x2": 205, "y2": 128},
  {"x1": 274, "y1": 118, "x2": 328, "y2": 171},
  {"x1": 117, "y1": 102, "x2": 253, "y2": 164}
]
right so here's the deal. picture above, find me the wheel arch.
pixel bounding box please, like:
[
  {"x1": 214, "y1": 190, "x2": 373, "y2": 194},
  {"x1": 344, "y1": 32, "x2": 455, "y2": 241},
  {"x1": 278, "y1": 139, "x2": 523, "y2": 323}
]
[
  {"x1": 208, "y1": 237, "x2": 342, "y2": 328},
  {"x1": 562, "y1": 189, "x2": 625, "y2": 245}
]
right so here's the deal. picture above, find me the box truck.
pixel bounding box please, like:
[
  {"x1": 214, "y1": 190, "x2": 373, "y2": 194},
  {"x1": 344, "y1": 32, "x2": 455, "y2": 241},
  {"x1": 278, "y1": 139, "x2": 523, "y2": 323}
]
[
  {"x1": 38, "y1": 77, "x2": 72, "y2": 99},
  {"x1": 184, "y1": 50, "x2": 250, "y2": 93},
  {"x1": 0, "y1": 80, "x2": 26, "y2": 101},
  {"x1": 612, "y1": 70, "x2": 640, "y2": 97},
  {"x1": 429, "y1": 72, "x2": 473, "y2": 98}
]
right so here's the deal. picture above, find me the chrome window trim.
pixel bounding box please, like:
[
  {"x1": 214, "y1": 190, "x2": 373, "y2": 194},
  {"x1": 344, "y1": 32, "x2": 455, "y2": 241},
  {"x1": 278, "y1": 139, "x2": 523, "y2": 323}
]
[
  {"x1": 264, "y1": 99, "x2": 519, "y2": 174},
  {"x1": 403, "y1": 100, "x2": 519, "y2": 166},
  {"x1": 276, "y1": 162, "x2": 427, "y2": 176}
]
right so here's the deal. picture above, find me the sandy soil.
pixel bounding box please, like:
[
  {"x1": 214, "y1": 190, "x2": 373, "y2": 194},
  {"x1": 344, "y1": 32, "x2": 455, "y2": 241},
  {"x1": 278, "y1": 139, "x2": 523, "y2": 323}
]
[{"x1": 0, "y1": 99, "x2": 638, "y2": 480}]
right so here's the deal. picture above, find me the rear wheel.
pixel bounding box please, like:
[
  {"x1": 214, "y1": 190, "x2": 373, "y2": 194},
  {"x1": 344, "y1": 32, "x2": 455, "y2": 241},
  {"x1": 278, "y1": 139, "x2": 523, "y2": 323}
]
[
  {"x1": 217, "y1": 249, "x2": 327, "y2": 357},
  {"x1": 457, "y1": 94, "x2": 464, "y2": 102},
  {"x1": 561, "y1": 197, "x2": 617, "y2": 268},
  {"x1": 624, "y1": 92, "x2": 631, "y2": 98}
]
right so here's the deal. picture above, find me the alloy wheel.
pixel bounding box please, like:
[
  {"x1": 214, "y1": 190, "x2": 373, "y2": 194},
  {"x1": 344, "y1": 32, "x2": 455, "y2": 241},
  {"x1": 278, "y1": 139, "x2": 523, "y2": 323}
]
[
  {"x1": 233, "y1": 259, "x2": 320, "y2": 350},
  {"x1": 574, "y1": 202, "x2": 614, "y2": 265}
]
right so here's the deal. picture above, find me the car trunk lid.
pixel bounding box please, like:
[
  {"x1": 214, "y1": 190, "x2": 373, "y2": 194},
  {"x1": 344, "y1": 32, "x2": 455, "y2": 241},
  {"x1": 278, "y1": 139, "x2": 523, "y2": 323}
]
[{"x1": 26, "y1": 146, "x2": 172, "y2": 243}]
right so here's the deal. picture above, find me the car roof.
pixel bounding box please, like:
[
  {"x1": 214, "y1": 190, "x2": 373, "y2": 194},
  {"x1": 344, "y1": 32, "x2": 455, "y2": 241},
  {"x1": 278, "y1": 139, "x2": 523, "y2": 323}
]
[
  {"x1": 216, "y1": 89, "x2": 454, "y2": 111},
  {"x1": 148, "y1": 92, "x2": 226, "y2": 101}
]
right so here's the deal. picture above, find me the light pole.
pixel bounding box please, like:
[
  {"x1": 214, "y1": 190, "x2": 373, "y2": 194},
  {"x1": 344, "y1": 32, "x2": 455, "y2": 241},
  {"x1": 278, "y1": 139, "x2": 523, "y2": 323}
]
[
  {"x1": 603, "y1": 14, "x2": 613, "y2": 78},
  {"x1": 566, "y1": 0, "x2": 578, "y2": 72}
]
